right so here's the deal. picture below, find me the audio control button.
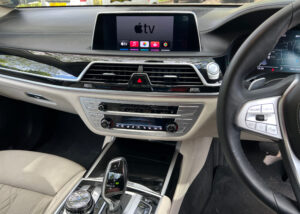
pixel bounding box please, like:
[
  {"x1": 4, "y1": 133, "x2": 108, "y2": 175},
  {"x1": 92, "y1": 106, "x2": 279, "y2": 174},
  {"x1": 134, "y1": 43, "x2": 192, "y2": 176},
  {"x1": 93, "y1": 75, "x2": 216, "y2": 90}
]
[
  {"x1": 101, "y1": 118, "x2": 112, "y2": 129},
  {"x1": 98, "y1": 103, "x2": 107, "y2": 111},
  {"x1": 166, "y1": 123, "x2": 178, "y2": 133}
]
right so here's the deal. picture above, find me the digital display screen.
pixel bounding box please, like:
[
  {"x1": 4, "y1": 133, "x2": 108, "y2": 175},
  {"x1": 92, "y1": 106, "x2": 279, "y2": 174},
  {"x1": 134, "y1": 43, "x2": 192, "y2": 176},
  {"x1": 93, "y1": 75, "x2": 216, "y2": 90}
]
[
  {"x1": 93, "y1": 13, "x2": 200, "y2": 52},
  {"x1": 258, "y1": 30, "x2": 300, "y2": 73},
  {"x1": 116, "y1": 16, "x2": 174, "y2": 52}
]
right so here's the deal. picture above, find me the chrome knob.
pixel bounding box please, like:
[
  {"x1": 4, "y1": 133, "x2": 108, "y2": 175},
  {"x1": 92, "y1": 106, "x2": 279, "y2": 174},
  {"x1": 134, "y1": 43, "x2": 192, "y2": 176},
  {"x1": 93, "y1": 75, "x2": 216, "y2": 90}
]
[
  {"x1": 166, "y1": 123, "x2": 178, "y2": 133},
  {"x1": 65, "y1": 189, "x2": 94, "y2": 214},
  {"x1": 101, "y1": 118, "x2": 112, "y2": 129},
  {"x1": 206, "y1": 62, "x2": 220, "y2": 80}
]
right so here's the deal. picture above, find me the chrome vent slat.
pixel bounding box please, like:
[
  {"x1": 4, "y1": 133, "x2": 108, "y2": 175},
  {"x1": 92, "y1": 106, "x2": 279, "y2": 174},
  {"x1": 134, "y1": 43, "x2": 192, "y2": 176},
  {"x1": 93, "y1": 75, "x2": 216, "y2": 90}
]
[
  {"x1": 82, "y1": 78, "x2": 129, "y2": 81},
  {"x1": 149, "y1": 76, "x2": 198, "y2": 80},
  {"x1": 84, "y1": 74, "x2": 131, "y2": 77},
  {"x1": 151, "y1": 81, "x2": 202, "y2": 84},
  {"x1": 88, "y1": 69, "x2": 137, "y2": 73},
  {"x1": 143, "y1": 67, "x2": 194, "y2": 70}
]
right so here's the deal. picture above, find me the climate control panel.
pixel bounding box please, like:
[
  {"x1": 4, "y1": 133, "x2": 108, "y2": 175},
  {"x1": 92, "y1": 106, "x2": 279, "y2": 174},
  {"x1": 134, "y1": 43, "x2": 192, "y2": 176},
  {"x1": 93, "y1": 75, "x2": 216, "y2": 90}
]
[{"x1": 80, "y1": 97, "x2": 203, "y2": 138}]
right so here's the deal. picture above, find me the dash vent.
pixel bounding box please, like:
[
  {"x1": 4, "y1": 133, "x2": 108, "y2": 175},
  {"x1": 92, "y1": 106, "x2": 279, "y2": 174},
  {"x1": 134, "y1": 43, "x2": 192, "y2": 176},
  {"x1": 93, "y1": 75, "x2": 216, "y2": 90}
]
[
  {"x1": 81, "y1": 63, "x2": 139, "y2": 84},
  {"x1": 79, "y1": 63, "x2": 209, "y2": 92},
  {"x1": 143, "y1": 64, "x2": 202, "y2": 86}
]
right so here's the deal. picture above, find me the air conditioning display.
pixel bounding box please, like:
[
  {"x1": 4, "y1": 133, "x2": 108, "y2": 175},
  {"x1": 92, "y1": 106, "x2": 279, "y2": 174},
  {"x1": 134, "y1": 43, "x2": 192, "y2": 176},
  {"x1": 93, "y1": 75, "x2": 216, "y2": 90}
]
[{"x1": 93, "y1": 13, "x2": 200, "y2": 52}]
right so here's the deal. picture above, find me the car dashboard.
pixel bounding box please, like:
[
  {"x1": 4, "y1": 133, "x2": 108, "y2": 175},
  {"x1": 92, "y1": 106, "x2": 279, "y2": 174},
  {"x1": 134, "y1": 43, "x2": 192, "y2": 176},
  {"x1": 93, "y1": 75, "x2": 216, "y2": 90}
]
[{"x1": 0, "y1": 0, "x2": 297, "y2": 141}]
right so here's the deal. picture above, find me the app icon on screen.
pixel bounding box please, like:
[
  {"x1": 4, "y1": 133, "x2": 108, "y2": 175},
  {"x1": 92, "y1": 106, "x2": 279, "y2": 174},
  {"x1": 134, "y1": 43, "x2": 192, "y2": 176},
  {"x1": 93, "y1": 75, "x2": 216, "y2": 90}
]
[
  {"x1": 120, "y1": 40, "x2": 129, "y2": 47},
  {"x1": 162, "y1": 41, "x2": 170, "y2": 48},
  {"x1": 140, "y1": 41, "x2": 149, "y2": 48},
  {"x1": 150, "y1": 41, "x2": 160, "y2": 48},
  {"x1": 130, "y1": 41, "x2": 139, "y2": 48}
]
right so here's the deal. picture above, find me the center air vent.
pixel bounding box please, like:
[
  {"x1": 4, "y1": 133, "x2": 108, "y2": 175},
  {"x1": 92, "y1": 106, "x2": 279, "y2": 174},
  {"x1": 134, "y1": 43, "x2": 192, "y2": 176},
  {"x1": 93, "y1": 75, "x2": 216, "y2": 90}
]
[
  {"x1": 79, "y1": 62, "x2": 215, "y2": 93},
  {"x1": 143, "y1": 64, "x2": 202, "y2": 87},
  {"x1": 81, "y1": 63, "x2": 139, "y2": 84}
]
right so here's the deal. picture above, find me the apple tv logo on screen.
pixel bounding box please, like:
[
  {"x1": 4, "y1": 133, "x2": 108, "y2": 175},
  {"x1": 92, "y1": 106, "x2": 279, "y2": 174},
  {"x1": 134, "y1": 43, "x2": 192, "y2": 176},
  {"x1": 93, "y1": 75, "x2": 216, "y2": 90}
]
[
  {"x1": 117, "y1": 16, "x2": 174, "y2": 45},
  {"x1": 134, "y1": 23, "x2": 155, "y2": 34}
]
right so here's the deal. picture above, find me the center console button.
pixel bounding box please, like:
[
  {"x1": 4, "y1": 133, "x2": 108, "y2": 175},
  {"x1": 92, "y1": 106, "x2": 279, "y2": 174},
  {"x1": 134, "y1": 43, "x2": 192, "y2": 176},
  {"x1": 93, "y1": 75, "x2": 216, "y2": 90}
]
[
  {"x1": 98, "y1": 103, "x2": 106, "y2": 111},
  {"x1": 101, "y1": 118, "x2": 112, "y2": 129},
  {"x1": 166, "y1": 123, "x2": 178, "y2": 133},
  {"x1": 65, "y1": 190, "x2": 94, "y2": 214}
]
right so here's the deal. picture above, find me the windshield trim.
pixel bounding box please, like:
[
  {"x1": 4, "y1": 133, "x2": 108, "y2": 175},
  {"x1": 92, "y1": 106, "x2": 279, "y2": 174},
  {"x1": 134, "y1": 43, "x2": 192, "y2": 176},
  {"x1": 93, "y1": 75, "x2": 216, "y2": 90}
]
[{"x1": 16, "y1": 3, "x2": 243, "y2": 8}]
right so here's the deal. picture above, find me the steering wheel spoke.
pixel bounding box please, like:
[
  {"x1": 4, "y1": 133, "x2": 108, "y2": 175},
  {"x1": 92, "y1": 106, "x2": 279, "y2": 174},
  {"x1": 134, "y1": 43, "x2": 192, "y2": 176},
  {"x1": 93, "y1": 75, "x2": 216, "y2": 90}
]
[{"x1": 236, "y1": 96, "x2": 282, "y2": 140}]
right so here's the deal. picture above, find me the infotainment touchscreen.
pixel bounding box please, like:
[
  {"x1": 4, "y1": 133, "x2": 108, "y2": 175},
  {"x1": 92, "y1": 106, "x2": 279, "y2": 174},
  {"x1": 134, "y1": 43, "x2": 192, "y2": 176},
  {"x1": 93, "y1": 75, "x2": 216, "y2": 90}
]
[
  {"x1": 93, "y1": 13, "x2": 200, "y2": 52},
  {"x1": 116, "y1": 16, "x2": 174, "y2": 51}
]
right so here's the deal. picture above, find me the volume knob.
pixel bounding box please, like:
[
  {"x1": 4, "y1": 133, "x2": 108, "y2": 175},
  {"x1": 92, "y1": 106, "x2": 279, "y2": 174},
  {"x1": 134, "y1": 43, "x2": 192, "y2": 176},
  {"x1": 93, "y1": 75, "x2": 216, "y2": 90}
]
[
  {"x1": 206, "y1": 62, "x2": 220, "y2": 80},
  {"x1": 166, "y1": 123, "x2": 178, "y2": 133},
  {"x1": 101, "y1": 118, "x2": 112, "y2": 129}
]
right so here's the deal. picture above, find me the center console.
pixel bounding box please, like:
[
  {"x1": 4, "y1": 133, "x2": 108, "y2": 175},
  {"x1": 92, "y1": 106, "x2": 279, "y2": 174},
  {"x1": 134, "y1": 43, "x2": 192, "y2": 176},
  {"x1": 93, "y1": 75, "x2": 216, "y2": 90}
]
[{"x1": 55, "y1": 138, "x2": 180, "y2": 214}]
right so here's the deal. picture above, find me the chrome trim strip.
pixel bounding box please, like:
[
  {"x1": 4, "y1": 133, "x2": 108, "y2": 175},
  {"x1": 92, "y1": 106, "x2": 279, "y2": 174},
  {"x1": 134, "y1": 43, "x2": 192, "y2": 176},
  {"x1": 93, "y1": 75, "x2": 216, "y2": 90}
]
[
  {"x1": 0, "y1": 73, "x2": 219, "y2": 97},
  {"x1": 278, "y1": 76, "x2": 300, "y2": 187},
  {"x1": 123, "y1": 192, "x2": 143, "y2": 214},
  {"x1": 95, "y1": 110, "x2": 183, "y2": 118},
  {"x1": 97, "y1": 202, "x2": 106, "y2": 214},
  {"x1": 84, "y1": 177, "x2": 162, "y2": 198},
  {"x1": 78, "y1": 61, "x2": 222, "y2": 87},
  {"x1": 91, "y1": 11, "x2": 202, "y2": 52},
  {"x1": 160, "y1": 142, "x2": 179, "y2": 195},
  {"x1": 85, "y1": 140, "x2": 114, "y2": 178},
  {"x1": 0, "y1": 66, "x2": 78, "y2": 82}
]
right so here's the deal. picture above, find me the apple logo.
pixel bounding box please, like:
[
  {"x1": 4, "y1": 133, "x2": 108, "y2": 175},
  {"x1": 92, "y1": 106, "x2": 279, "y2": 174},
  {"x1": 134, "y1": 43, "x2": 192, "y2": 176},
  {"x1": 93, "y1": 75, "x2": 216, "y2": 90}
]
[{"x1": 134, "y1": 23, "x2": 143, "y2": 34}]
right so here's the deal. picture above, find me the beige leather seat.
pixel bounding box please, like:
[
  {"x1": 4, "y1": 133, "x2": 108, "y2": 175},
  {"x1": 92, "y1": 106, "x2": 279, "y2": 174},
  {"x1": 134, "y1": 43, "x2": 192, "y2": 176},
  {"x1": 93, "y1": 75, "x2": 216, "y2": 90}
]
[{"x1": 0, "y1": 150, "x2": 86, "y2": 214}]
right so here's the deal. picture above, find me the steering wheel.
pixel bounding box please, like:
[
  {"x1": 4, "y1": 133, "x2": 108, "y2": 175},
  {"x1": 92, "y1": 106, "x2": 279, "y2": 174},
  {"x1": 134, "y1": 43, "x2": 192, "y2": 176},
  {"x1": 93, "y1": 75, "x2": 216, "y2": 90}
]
[{"x1": 217, "y1": 1, "x2": 300, "y2": 214}]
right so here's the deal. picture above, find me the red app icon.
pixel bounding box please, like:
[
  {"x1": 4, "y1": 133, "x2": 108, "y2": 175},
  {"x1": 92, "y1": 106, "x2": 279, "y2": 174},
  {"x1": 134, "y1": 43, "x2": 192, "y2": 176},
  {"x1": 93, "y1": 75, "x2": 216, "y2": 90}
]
[
  {"x1": 130, "y1": 41, "x2": 139, "y2": 48},
  {"x1": 151, "y1": 41, "x2": 160, "y2": 48}
]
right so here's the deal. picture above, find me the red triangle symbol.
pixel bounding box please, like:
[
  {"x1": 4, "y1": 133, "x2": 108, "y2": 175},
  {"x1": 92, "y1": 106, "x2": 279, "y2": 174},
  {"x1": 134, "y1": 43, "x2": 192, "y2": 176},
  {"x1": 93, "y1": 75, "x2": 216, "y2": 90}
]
[{"x1": 137, "y1": 78, "x2": 143, "y2": 83}]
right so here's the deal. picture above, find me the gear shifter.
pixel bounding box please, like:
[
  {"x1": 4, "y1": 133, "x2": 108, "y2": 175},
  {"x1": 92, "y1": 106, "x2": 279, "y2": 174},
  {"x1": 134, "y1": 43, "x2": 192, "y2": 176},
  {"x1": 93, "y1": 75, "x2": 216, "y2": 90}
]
[{"x1": 102, "y1": 157, "x2": 128, "y2": 213}]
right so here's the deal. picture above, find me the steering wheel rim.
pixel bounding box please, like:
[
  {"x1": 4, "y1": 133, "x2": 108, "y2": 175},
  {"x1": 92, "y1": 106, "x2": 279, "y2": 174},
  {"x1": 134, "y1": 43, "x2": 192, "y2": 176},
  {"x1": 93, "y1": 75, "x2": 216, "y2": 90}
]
[{"x1": 217, "y1": 2, "x2": 300, "y2": 214}]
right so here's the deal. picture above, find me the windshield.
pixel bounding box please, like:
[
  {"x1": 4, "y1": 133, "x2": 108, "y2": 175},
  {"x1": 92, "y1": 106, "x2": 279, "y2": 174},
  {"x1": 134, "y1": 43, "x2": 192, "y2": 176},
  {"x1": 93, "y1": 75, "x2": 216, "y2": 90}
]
[{"x1": 0, "y1": 0, "x2": 259, "y2": 8}]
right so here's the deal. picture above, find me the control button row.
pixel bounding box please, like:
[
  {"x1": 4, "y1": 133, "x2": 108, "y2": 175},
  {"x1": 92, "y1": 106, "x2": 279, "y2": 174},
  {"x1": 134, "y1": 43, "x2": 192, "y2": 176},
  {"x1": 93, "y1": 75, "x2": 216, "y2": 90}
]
[
  {"x1": 246, "y1": 113, "x2": 277, "y2": 125},
  {"x1": 248, "y1": 103, "x2": 274, "y2": 114},
  {"x1": 246, "y1": 121, "x2": 278, "y2": 135},
  {"x1": 115, "y1": 123, "x2": 163, "y2": 131}
]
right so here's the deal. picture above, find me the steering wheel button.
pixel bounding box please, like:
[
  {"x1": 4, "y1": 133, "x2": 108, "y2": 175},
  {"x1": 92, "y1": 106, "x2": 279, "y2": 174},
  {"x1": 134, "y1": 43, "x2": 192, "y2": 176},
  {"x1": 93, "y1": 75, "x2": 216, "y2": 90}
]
[
  {"x1": 246, "y1": 121, "x2": 256, "y2": 129},
  {"x1": 267, "y1": 125, "x2": 278, "y2": 135},
  {"x1": 256, "y1": 123, "x2": 266, "y2": 132},
  {"x1": 262, "y1": 104, "x2": 274, "y2": 113},
  {"x1": 246, "y1": 113, "x2": 256, "y2": 122},
  {"x1": 255, "y1": 114, "x2": 265, "y2": 121},
  {"x1": 265, "y1": 114, "x2": 277, "y2": 125},
  {"x1": 248, "y1": 105, "x2": 261, "y2": 113}
]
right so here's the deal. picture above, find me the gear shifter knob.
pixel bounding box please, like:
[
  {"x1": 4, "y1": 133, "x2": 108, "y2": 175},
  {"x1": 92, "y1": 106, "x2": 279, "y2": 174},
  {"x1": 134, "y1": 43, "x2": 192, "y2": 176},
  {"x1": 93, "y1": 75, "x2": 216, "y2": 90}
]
[{"x1": 102, "y1": 157, "x2": 128, "y2": 213}]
